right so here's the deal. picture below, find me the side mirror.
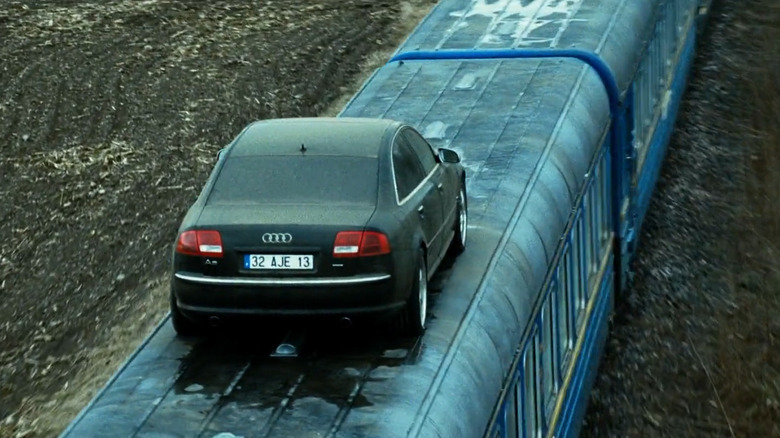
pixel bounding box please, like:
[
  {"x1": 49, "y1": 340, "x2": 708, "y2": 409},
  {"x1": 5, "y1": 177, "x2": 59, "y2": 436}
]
[
  {"x1": 438, "y1": 148, "x2": 460, "y2": 164},
  {"x1": 217, "y1": 147, "x2": 228, "y2": 160}
]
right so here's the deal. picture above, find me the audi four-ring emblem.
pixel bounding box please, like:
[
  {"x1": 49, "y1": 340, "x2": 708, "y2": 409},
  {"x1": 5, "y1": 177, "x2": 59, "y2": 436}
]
[{"x1": 262, "y1": 233, "x2": 292, "y2": 243}]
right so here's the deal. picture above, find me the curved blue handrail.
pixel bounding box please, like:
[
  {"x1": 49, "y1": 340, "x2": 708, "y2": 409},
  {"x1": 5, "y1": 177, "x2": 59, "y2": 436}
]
[{"x1": 389, "y1": 49, "x2": 620, "y2": 116}]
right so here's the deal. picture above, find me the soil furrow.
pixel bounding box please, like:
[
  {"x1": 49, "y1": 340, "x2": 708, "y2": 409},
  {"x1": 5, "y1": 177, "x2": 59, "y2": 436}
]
[{"x1": 0, "y1": 2, "x2": 416, "y2": 436}]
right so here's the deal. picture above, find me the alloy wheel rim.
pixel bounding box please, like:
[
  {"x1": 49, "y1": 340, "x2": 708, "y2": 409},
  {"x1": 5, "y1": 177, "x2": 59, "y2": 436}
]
[
  {"x1": 418, "y1": 263, "x2": 427, "y2": 328},
  {"x1": 458, "y1": 190, "x2": 467, "y2": 246}
]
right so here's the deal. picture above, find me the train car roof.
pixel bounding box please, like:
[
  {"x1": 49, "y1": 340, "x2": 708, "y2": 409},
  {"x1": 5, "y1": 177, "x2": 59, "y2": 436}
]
[
  {"x1": 61, "y1": 58, "x2": 611, "y2": 438},
  {"x1": 397, "y1": 0, "x2": 672, "y2": 94},
  {"x1": 335, "y1": 56, "x2": 611, "y2": 436}
]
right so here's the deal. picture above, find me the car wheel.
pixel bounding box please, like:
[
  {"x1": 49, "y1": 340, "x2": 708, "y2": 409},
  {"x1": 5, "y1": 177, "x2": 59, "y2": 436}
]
[
  {"x1": 396, "y1": 249, "x2": 428, "y2": 336},
  {"x1": 170, "y1": 287, "x2": 206, "y2": 337},
  {"x1": 449, "y1": 185, "x2": 468, "y2": 255}
]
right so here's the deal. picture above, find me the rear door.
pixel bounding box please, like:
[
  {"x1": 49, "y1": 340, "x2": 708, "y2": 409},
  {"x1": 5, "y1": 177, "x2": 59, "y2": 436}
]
[
  {"x1": 403, "y1": 127, "x2": 456, "y2": 243},
  {"x1": 392, "y1": 133, "x2": 445, "y2": 267}
]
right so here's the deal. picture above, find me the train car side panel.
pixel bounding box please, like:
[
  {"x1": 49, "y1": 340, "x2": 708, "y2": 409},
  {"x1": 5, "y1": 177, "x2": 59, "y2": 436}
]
[{"x1": 633, "y1": 2, "x2": 698, "y2": 233}]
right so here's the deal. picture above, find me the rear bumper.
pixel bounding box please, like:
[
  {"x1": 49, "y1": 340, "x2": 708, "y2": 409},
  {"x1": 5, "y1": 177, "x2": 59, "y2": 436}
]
[{"x1": 172, "y1": 271, "x2": 405, "y2": 318}]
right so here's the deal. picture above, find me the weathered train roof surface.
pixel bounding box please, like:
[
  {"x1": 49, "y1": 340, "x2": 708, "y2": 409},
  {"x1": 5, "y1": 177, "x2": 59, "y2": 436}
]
[
  {"x1": 397, "y1": 0, "x2": 658, "y2": 92},
  {"x1": 339, "y1": 57, "x2": 610, "y2": 437},
  {"x1": 62, "y1": 1, "x2": 616, "y2": 437},
  {"x1": 63, "y1": 57, "x2": 608, "y2": 438}
]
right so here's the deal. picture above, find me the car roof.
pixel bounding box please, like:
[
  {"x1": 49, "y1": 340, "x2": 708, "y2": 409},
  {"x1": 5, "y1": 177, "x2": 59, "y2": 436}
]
[{"x1": 227, "y1": 117, "x2": 400, "y2": 158}]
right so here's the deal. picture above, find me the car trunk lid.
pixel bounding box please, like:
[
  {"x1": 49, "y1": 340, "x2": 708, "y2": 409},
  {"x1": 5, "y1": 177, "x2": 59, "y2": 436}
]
[{"x1": 193, "y1": 203, "x2": 383, "y2": 278}]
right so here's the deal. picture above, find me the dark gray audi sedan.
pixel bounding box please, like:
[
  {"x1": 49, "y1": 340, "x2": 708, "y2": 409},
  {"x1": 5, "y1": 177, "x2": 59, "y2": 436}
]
[{"x1": 170, "y1": 118, "x2": 467, "y2": 336}]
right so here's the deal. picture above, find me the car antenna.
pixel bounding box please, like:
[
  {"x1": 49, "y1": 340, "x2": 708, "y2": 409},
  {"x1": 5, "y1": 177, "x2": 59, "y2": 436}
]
[{"x1": 300, "y1": 143, "x2": 307, "y2": 154}]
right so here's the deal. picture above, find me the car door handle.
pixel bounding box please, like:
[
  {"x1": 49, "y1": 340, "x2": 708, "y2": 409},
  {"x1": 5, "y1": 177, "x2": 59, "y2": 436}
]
[
  {"x1": 417, "y1": 205, "x2": 425, "y2": 215},
  {"x1": 437, "y1": 182, "x2": 443, "y2": 191}
]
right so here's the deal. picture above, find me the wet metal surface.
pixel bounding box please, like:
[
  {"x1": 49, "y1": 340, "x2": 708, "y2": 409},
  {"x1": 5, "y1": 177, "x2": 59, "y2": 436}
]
[
  {"x1": 399, "y1": 0, "x2": 655, "y2": 92},
  {"x1": 64, "y1": 233, "x2": 498, "y2": 437}
]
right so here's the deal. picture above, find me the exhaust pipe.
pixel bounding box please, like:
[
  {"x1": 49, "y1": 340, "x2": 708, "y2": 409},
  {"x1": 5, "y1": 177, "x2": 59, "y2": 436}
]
[
  {"x1": 339, "y1": 317, "x2": 353, "y2": 329},
  {"x1": 208, "y1": 316, "x2": 222, "y2": 328}
]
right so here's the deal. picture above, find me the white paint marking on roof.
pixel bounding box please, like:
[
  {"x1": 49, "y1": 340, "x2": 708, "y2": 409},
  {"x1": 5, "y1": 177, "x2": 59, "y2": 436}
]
[
  {"x1": 423, "y1": 121, "x2": 450, "y2": 140},
  {"x1": 447, "y1": 0, "x2": 587, "y2": 48}
]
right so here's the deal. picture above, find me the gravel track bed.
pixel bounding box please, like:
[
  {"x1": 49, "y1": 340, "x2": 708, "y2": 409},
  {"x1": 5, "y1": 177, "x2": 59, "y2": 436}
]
[{"x1": 584, "y1": 0, "x2": 780, "y2": 436}]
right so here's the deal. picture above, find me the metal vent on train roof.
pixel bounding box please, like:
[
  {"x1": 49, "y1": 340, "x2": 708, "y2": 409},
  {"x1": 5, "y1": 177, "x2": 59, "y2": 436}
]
[
  {"x1": 453, "y1": 73, "x2": 479, "y2": 91},
  {"x1": 270, "y1": 328, "x2": 306, "y2": 358}
]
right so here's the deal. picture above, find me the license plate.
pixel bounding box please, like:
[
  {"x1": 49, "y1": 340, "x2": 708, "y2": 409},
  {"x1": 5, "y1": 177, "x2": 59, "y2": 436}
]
[{"x1": 243, "y1": 254, "x2": 314, "y2": 270}]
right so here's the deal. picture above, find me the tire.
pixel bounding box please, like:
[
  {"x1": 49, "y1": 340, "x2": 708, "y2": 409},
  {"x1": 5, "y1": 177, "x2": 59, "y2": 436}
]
[
  {"x1": 170, "y1": 286, "x2": 207, "y2": 337},
  {"x1": 449, "y1": 185, "x2": 468, "y2": 255},
  {"x1": 395, "y1": 249, "x2": 428, "y2": 337}
]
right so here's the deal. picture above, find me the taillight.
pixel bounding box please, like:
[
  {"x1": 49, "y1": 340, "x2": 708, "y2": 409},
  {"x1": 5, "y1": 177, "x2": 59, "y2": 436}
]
[
  {"x1": 176, "y1": 230, "x2": 224, "y2": 258},
  {"x1": 333, "y1": 231, "x2": 391, "y2": 258},
  {"x1": 360, "y1": 232, "x2": 391, "y2": 256},
  {"x1": 333, "y1": 231, "x2": 362, "y2": 256}
]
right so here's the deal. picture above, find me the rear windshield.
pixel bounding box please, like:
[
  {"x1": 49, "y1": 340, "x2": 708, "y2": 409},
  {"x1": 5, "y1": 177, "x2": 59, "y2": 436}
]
[{"x1": 207, "y1": 155, "x2": 378, "y2": 205}]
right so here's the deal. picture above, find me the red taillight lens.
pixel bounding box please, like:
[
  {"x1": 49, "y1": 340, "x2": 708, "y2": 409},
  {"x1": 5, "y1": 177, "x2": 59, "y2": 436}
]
[
  {"x1": 360, "y1": 232, "x2": 391, "y2": 256},
  {"x1": 176, "y1": 231, "x2": 199, "y2": 256},
  {"x1": 176, "y1": 230, "x2": 223, "y2": 258},
  {"x1": 197, "y1": 230, "x2": 223, "y2": 256},
  {"x1": 333, "y1": 231, "x2": 391, "y2": 258},
  {"x1": 333, "y1": 231, "x2": 362, "y2": 257}
]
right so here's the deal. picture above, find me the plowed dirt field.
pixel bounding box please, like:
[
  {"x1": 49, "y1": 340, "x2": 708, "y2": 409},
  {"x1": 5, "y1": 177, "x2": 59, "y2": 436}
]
[{"x1": 0, "y1": 1, "x2": 432, "y2": 435}]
